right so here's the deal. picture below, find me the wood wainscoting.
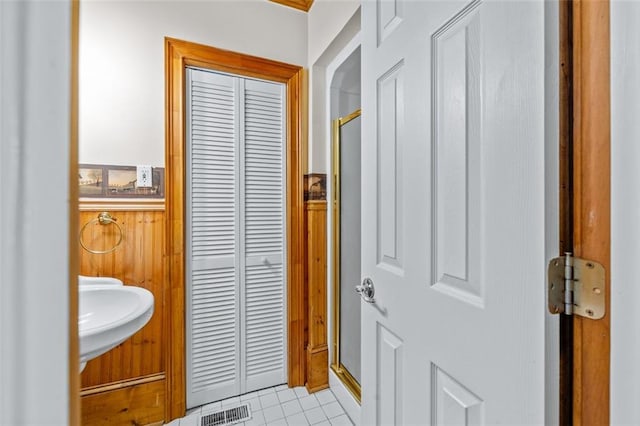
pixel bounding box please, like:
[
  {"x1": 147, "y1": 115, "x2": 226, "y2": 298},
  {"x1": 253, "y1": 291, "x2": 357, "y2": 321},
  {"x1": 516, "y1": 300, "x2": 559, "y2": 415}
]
[
  {"x1": 79, "y1": 203, "x2": 166, "y2": 425},
  {"x1": 306, "y1": 200, "x2": 329, "y2": 392}
]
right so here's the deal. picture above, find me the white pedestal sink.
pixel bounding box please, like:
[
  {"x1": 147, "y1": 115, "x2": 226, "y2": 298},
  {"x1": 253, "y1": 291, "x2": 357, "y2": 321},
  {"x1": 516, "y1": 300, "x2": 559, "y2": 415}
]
[{"x1": 78, "y1": 276, "x2": 154, "y2": 372}]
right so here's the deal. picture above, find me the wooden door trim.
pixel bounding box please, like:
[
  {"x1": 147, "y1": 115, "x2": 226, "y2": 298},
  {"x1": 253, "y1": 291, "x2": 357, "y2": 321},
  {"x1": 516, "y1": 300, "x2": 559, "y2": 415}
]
[
  {"x1": 69, "y1": 0, "x2": 80, "y2": 424},
  {"x1": 559, "y1": 2, "x2": 574, "y2": 424},
  {"x1": 571, "y1": 0, "x2": 610, "y2": 424},
  {"x1": 165, "y1": 38, "x2": 306, "y2": 420}
]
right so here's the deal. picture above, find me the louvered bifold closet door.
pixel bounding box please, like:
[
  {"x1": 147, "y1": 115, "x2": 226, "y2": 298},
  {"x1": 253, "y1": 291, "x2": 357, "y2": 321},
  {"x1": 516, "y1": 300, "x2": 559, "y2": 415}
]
[
  {"x1": 186, "y1": 68, "x2": 241, "y2": 407},
  {"x1": 241, "y1": 79, "x2": 287, "y2": 392},
  {"x1": 186, "y1": 68, "x2": 287, "y2": 408}
]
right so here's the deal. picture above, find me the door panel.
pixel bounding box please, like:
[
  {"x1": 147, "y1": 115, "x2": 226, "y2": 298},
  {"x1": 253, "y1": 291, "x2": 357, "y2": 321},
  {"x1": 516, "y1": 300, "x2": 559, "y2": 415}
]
[
  {"x1": 376, "y1": 62, "x2": 404, "y2": 274},
  {"x1": 376, "y1": 323, "x2": 404, "y2": 426},
  {"x1": 432, "y1": 365, "x2": 484, "y2": 425},
  {"x1": 431, "y1": 1, "x2": 483, "y2": 306},
  {"x1": 361, "y1": 1, "x2": 551, "y2": 424},
  {"x1": 242, "y1": 78, "x2": 287, "y2": 392},
  {"x1": 186, "y1": 70, "x2": 240, "y2": 406}
]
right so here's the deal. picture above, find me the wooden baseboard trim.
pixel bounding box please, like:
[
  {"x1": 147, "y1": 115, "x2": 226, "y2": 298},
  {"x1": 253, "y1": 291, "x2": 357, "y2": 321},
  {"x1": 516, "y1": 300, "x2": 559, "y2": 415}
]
[
  {"x1": 306, "y1": 344, "x2": 329, "y2": 392},
  {"x1": 80, "y1": 373, "x2": 166, "y2": 397},
  {"x1": 81, "y1": 377, "x2": 165, "y2": 426}
]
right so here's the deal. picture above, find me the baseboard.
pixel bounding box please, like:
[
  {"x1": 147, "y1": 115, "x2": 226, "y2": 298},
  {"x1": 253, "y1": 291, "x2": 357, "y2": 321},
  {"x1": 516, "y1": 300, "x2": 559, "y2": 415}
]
[
  {"x1": 329, "y1": 369, "x2": 360, "y2": 425},
  {"x1": 81, "y1": 376, "x2": 165, "y2": 425}
]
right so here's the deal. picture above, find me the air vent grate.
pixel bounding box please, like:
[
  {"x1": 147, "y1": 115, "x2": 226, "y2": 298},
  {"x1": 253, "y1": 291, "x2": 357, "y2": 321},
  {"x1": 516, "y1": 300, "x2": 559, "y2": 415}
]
[{"x1": 201, "y1": 404, "x2": 251, "y2": 426}]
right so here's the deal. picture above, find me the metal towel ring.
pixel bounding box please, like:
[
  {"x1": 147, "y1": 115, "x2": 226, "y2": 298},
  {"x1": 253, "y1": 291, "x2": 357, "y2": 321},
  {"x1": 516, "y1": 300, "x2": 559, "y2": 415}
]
[{"x1": 79, "y1": 212, "x2": 124, "y2": 254}]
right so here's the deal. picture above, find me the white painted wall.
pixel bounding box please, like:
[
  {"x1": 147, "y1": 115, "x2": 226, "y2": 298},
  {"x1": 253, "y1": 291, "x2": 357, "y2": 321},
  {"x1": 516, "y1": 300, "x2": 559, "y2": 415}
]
[
  {"x1": 308, "y1": 3, "x2": 360, "y2": 173},
  {"x1": 611, "y1": 2, "x2": 640, "y2": 424},
  {"x1": 79, "y1": 0, "x2": 307, "y2": 167},
  {"x1": 308, "y1": 0, "x2": 360, "y2": 66},
  {"x1": 0, "y1": 1, "x2": 71, "y2": 424}
]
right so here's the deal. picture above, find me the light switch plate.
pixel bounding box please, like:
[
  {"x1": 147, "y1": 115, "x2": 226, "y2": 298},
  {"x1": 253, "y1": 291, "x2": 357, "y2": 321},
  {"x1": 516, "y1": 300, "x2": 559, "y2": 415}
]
[{"x1": 137, "y1": 165, "x2": 152, "y2": 188}]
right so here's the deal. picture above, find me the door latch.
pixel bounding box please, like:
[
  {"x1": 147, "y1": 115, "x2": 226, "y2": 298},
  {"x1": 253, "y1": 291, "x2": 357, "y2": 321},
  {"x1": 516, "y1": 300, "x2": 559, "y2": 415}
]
[{"x1": 356, "y1": 278, "x2": 376, "y2": 304}]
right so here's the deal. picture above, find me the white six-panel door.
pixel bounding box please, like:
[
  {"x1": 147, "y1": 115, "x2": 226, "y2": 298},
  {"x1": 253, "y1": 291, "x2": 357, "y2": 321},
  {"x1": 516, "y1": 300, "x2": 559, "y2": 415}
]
[
  {"x1": 361, "y1": 1, "x2": 553, "y2": 424},
  {"x1": 186, "y1": 68, "x2": 287, "y2": 408}
]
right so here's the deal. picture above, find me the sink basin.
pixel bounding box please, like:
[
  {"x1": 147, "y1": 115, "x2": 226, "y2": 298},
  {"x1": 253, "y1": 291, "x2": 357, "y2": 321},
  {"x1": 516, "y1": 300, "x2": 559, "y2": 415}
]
[{"x1": 78, "y1": 276, "x2": 154, "y2": 372}]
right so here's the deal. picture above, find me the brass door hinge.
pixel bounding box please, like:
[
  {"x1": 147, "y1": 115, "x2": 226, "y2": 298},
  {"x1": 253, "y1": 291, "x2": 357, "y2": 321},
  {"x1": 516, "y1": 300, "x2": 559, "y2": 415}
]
[{"x1": 548, "y1": 253, "x2": 605, "y2": 319}]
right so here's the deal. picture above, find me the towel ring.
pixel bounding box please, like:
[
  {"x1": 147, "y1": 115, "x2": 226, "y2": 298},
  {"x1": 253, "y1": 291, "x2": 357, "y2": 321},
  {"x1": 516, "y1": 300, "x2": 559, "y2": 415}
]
[{"x1": 79, "y1": 212, "x2": 123, "y2": 254}]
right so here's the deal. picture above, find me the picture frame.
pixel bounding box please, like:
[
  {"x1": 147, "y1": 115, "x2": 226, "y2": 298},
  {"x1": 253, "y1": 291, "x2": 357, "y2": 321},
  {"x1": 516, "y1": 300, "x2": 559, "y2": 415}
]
[{"x1": 78, "y1": 164, "x2": 165, "y2": 198}]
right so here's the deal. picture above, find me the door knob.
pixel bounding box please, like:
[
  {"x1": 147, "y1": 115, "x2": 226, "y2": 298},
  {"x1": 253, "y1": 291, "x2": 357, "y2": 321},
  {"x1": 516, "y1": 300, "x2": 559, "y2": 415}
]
[{"x1": 356, "y1": 278, "x2": 376, "y2": 303}]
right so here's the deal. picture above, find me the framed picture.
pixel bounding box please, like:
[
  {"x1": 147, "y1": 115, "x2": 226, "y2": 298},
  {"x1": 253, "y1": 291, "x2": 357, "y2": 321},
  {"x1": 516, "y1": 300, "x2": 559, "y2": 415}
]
[
  {"x1": 78, "y1": 166, "x2": 105, "y2": 197},
  {"x1": 79, "y1": 164, "x2": 164, "y2": 198},
  {"x1": 304, "y1": 173, "x2": 327, "y2": 201}
]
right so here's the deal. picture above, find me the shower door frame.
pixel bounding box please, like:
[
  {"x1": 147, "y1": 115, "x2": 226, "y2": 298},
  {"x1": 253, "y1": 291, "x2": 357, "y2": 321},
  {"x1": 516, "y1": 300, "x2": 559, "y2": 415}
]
[
  {"x1": 331, "y1": 108, "x2": 362, "y2": 403},
  {"x1": 165, "y1": 37, "x2": 307, "y2": 421}
]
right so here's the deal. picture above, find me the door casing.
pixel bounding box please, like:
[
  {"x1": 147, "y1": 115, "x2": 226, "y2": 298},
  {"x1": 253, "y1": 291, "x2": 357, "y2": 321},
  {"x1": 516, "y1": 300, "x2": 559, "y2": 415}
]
[
  {"x1": 165, "y1": 38, "x2": 306, "y2": 421},
  {"x1": 569, "y1": 0, "x2": 611, "y2": 424}
]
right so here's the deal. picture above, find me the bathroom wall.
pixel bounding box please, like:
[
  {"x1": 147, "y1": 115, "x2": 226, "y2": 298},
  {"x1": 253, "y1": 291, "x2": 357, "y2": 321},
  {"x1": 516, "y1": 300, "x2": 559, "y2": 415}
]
[
  {"x1": 78, "y1": 208, "x2": 166, "y2": 424},
  {"x1": 79, "y1": 0, "x2": 307, "y2": 167},
  {"x1": 307, "y1": 2, "x2": 360, "y2": 174},
  {"x1": 308, "y1": 0, "x2": 360, "y2": 67},
  {"x1": 78, "y1": 2, "x2": 308, "y2": 423},
  {"x1": 330, "y1": 46, "x2": 361, "y2": 121}
]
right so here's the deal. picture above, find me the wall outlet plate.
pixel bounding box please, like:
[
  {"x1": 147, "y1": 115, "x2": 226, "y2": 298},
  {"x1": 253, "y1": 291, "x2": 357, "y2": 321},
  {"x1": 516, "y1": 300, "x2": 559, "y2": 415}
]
[{"x1": 137, "y1": 165, "x2": 152, "y2": 188}]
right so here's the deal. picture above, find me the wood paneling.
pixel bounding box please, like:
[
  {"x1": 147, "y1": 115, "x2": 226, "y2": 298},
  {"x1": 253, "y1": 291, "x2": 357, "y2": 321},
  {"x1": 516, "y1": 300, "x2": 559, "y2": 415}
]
[
  {"x1": 81, "y1": 376, "x2": 165, "y2": 425},
  {"x1": 79, "y1": 209, "x2": 166, "y2": 388},
  {"x1": 269, "y1": 0, "x2": 314, "y2": 12},
  {"x1": 306, "y1": 201, "x2": 329, "y2": 392},
  {"x1": 165, "y1": 38, "x2": 306, "y2": 420},
  {"x1": 572, "y1": 0, "x2": 610, "y2": 424}
]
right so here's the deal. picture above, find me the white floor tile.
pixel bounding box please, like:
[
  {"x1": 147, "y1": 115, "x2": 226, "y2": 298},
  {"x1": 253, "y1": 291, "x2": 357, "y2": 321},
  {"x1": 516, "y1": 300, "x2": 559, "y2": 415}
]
[
  {"x1": 329, "y1": 414, "x2": 353, "y2": 426},
  {"x1": 321, "y1": 401, "x2": 344, "y2": 419},
  {"x1": 298, "y1": 395, "x2": 320, "y2": 411},
  {"x1": 294, "y1": 387, "x2": 310, "y2": 398},
  {"x1": 186, "y1": 406, "x2": 201, "y2": 416},
  {"x1": 260, "y1": 392, "x2": 281, "y2": 409},
  {"x1": 304, "y1": 406, "x2": 328, "y2": 425},
  {"x1": 245, "y1": 409, "x2": 265, "y2": 426},
  {"x1": 164, "y1": 419, "x2": 180, "y2": 426},
  {"x1": 263, "y1": 404, "x2": 286, "y2": 423},
  {"x1": 201, "y1": 400, "x2": 222, "y2": 414},
  {"x1": 258, "y1": 387, "x2": 276, "y2": 396},
  {"x1": 281, "y1": 398, "x2": 303, "y2": 416},
  {"x1": 244, "y1": 396, "x2": 261, "y2": 412},
  {"x1": 242, "y1": 391, "x2": 260, "y2": 401},
  {"x1": 171, "y1": 384, "x2": 342, "y2": 426},
  {"x1": 315, "y1": 389, "x2": 336, "y2": 405},
  {"x1": 286, "y1": 412, "x2": 310, "y2": 425},
  {"x1": 277, "y1": 388, "x2": 298, "y2": 403},
  {"x1": 221, "y1": 396, "x2": 242, "y2": 409},
  {"x1": 178, "y1": 412, "x2": 200, "y2": 426}
]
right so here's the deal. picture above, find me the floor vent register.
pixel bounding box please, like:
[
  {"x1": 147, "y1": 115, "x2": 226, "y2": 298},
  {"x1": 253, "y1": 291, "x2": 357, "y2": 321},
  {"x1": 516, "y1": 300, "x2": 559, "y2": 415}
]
[{"x1": 200, "y1": 404, "x2": 252, "y2": 426}]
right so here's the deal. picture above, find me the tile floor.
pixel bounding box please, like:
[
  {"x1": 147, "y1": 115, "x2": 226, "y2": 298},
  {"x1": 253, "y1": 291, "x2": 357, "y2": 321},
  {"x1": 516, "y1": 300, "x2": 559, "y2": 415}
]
[{"x1": 166, "y1": 385, "x2": 354, "y2": 426}]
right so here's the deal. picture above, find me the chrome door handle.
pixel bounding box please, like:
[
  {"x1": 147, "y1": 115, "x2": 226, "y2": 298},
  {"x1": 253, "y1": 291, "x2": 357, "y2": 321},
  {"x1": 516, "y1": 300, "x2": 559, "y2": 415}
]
[{"x1": 356, "y1": 278, "x2": 375, "y2": 303}]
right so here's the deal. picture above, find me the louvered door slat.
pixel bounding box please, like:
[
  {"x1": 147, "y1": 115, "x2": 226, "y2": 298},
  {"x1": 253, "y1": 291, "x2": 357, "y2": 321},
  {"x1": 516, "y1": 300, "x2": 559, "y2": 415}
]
[{"x1": 187, "y1": 69, "x2": 240, "y2": 407}]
